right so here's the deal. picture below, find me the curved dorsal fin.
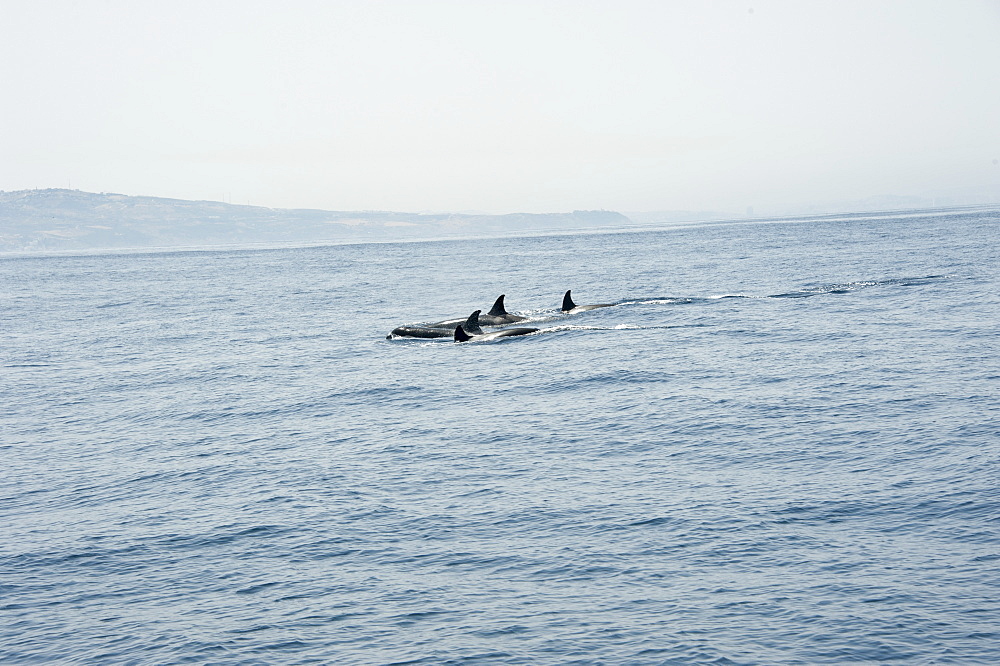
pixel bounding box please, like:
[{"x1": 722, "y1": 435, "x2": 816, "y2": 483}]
[
  {"x1": 562, "y1": 290, "x2": 576, "y2": 312},
  {"x1": 488, "y1": 294, "x2": 507, "y2": 317},
  {"x1": 454, "y1": 324, "x2": 473, "y2": 342},
  {"x1": 464, "y1": 310, "x2": 484, "y2": 335}
]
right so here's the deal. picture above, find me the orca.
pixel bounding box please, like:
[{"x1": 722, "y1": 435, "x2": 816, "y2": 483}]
[
  {"x1": 477, "y1": 294, "x2": 528, "y2": 326},
  {"x1": 408, "y1": 294, "x2": 526, "y2": 330},
  {"x1": 561, "y1": 290, "x2": 614, "y2": 313},
  {"x1": 454, "y1": 321, "x2": 538, "y2": 343},
  {"x1": 388, "y1": 310, "x2": 485, "y2": 339}
]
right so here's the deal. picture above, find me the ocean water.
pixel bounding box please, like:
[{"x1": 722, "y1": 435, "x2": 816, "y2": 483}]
[{"x1": 2, "y1": 209, "x2": 999, "y2": 664}]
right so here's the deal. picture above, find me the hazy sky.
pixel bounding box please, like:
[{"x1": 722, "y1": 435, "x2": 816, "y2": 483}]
[{"x1": 2, "y1": 0, "x2": 999, "y2": 213}]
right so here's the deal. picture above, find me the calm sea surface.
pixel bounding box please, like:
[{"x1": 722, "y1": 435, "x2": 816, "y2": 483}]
[{"x1": 2, "y1": 209, "x2": 999, "y2": 664}]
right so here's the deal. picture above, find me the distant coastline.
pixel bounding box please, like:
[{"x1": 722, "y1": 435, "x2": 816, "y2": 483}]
[
  {"x1": 0, "y1": 189, "x2": 634, "y2": 254},
  {"x1": 2, "y1": 188, "x2": 997, "y2": 255}
]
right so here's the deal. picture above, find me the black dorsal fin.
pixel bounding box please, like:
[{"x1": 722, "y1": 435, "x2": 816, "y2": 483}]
[
  {"x1": 488, "y1": 294, "x2": 507, "y2": 317},
  {"x1": 464, "y1": 310, "x2": 484, "y2": 335},
  {"x1": 562, "y1": 290, "x2": 576, "y2": 312},
  {"x1": 454, "y1": 324, "x2": 473, "y2": 342}
]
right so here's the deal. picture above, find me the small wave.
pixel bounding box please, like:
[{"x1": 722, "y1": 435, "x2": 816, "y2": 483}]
[
  {"x1": 626, "y1": 275, "x2": 951, "y2": 306},
  {"x1": 626, "y1": 297, "x2": 696, "y2": 305},
  {"x1": 235, "y1": 581, "x2": 281, "y2": 595},
  {"x1": 542, "y1": 323, "x2": 707, "y2": 332},
  {"x1": 768, "y1": 290, "x2": 816, "y2": 299},
  {"x1": 768, "y1": 274, "x2": 950, "y2": 299},
  {"x1": 630, "y1": 516, "x2": 683, "y2": 527}
]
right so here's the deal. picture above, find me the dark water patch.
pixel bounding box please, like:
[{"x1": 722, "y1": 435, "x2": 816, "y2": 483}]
[
  {"x1": 385, "y1": 657, "x2": 448, "y2": 666},
  {"x1": 392, "y1": 609, "x2": 455, "y2": 623},
  {"x1": 1, "y1": 543, "x2": 154, "y2": 572},
  {"x1": 235, "y1": 582, "x2": 282, "y2": 595},
  {"x1": 540, "y1": 369, "x2": 677, "y2": 391},
  {"x1": 972, "y1": 554, "x2": 1000, "y2": 563},
  {"x1": 228, "y1": 623, "x2": 273, "y2": 634},
  {"x1": 629, "y1": 515, "x2": 686, "y2": 528},
  {"x1": 472, "y1": 625, "x2": 531, "y2": 638},
  {"x1": 149, "y1": 524, "x2": 295, "y2": 553}
]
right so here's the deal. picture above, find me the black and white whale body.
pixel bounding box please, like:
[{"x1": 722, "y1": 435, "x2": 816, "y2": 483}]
[
  {"x1": 477, "y1": 294, "x2": 528, "y2": 326},
  {"x1": 454, "y1": 320, "x2": 538, "y2": 343},
  {"x1": 388, "y1": 310, "x2": 485, "y2": 339},
  {"x1": 403, "y1": 294, "x2": 527, "y2": 331},
  {"x1": 561, "y1": 290, "x2": 614, "y2": 313}
]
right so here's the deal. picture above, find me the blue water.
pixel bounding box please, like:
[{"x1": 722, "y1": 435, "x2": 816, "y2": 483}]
[{"x1": 2, "y1": 209, "x2": 999, "y2": 664}]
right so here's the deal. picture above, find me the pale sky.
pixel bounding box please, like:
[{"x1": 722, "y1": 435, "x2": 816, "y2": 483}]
[{"x1": 2, "y1": 0, "x2": 999, "y2": 213}]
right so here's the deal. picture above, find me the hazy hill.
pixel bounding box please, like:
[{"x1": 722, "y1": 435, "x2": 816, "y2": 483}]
[{"x1": 0, "y1": 189, "x2": 632, "y2": 253}]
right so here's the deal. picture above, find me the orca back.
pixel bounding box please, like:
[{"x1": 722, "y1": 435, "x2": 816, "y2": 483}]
[
  {"x1": 388, "y1": 326, "x2": 451, "y2": 339},
  {"x1": 464, "y1": 310, "x2": 484, "y2": 335},
  {"x1": 562, "y1": 290, "x2": 576, "y2": 312},
  {"x1": 488, "y1": 295, "x2": 508, "y2": 317},
  {"x1": 497, "y1": 327, "x2": 539, "y2": 338}
]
